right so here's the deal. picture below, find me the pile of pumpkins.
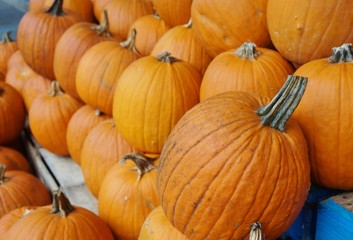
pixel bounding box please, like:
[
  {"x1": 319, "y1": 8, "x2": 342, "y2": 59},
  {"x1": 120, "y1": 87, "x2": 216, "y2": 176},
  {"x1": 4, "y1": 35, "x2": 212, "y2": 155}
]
[{"x1": 0, "y1": 0, "x2": 353, "y2": 239}]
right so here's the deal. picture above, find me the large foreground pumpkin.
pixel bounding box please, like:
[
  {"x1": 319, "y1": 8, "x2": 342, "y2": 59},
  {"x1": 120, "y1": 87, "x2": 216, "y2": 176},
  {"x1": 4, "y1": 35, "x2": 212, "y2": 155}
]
[{"x1": 157, "y1": 75, "x2": 310, "y2": 239}]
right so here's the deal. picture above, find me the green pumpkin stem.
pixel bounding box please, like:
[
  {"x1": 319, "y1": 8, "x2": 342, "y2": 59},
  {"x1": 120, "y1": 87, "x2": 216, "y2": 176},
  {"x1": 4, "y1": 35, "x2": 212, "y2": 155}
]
[
  {"x1": 51, "y1": 189, "x2": 75, "y2": 216},
  {"x1": 183, "y1": 18, "x2": 192, "y2": 28},
  {"x1": 0, "y1": 164, "x2": 7, "y2": 185},
  {"x1": 256, "y1": 75, "x2": 308, "y2": 132},
  {"x1": 91, "y1": 10, "x2": 111, "y2": 37},
  {"x1": 157, "y1": 51, "x2": 178, "y2": 64},
  {"x1": 46, "y1": 0, "x2": 64, "y2": 16},
  {"x1": 249, "y1": 222, "x2": 264, "y2": 240},
  {"x1": 120, "y1": 153, "x2": 157, "y2": 180},
  {"x1": 120, "y1": 28, "x2": 139, "y2": 54},
  {"x1": 235, "y1": 42, "x2": 262, "y2": 60},
  {"x1": 2, "y1": 32, "x2": 13, "y2": 43},
  {"x1": 49, "y1": 81, "x2": 64, "y2": 96},
  {"x1": 328, "y1": 43, "x2": 353, "y2": 63}
]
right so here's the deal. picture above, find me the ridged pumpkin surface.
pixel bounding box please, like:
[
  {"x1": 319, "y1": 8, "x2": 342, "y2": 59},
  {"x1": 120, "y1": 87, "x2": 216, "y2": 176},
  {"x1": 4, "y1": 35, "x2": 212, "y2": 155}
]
[{"x1": 0, "y1": 146, "x2": 31, "y2": 173}]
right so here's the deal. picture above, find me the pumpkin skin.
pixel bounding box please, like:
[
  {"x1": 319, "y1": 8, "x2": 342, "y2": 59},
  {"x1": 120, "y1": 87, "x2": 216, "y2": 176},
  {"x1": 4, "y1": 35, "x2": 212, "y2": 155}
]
[
  {"x1": 191, "y1": 0, "x2": 270, "y2": 58},
  {"x1": 0, "y1": 72, "x2": 4, "y2": 81},
  {"x1": 113, "y1": 52, "x2": 202, "y2": 153},
  {"x1": 66, "y1": 105, "x2": 110, "y2": 165},
  {"x1": 4, "y1": 190, "x2": 115, "y2": 240},
  {"x1": 6, "y1": 51, "x2": 25, "y2": 72},
  {"x1": 98, "y1": 154, "x2": 160, "y2": 240},
  {"x1": 157, "y1": 76, "x2": 310, "y2": 239},
  {"x1": 0, "y1": 81, "x2": 26, "y2": 145},
  {"x1": 151, "y1": 0, "x2": 192, "y2": 27},
  {"x1": 93, "y1": 0, "x2": 111, "y2": 20},
  {"x1": 81, "y1": 119, "x2": 137, "y2": 197},
  {"x1": 28, "y1": 81, "x2": 83, "y2": 156},
  {"x1": 267, "y1": 0, "x2": 353, "y2": 67},
  {"x1": 17, "y1": 0, "x2": 82, "y2": 80},
  {"x1": 54, "y1": 11, "x2": 116, "y2": 100},
  {"x1": 0, "y1": 165, "x2": 52, "y2": 219},
  {"x1": 0, "y1": 33, "x2": 17, "y2": 75},
  {"x1": 151, "y1": 20, "x2": 213, "y2": 75},
  {"x1": 0, "y1": 146, "x2": 32, "y2": 173},
  {"x1": 293, "y1": 43, "x2": 353, "y2": 190},
  {"x1": 139, "y1": 205, "x2": 188, "y2": 240},
  {"x1": 200, "y1": 42, "x2": 294, "y2": 101}
]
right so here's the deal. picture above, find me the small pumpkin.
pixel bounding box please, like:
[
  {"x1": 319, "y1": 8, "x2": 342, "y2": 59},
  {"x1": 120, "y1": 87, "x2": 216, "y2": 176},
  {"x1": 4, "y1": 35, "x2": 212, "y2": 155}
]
[
  {"x1": 0, "y1": 146, "x2": 32, "y2": 173},
  {"x1": 98, "y1": 153, "x2": 160, "y2": 240},
  {"x1": 0, "y1": 32, "x2": 17, "y2": 75}
]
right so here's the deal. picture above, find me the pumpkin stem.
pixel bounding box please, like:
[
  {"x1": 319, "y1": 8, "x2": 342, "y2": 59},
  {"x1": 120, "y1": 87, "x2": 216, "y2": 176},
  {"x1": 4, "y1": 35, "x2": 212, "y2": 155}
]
[
  {"x1": 153, "y1": 11, "x2": 160, "y2": 19},
  {"x1": 51, "y1": 189, "x2": 75, "y2": 216},
  {"x1": 2, "y1": 32, "x2": 13, "y2": 43},
  {"x1": 46, "y1": 0, "x2": 65, "y2": 16},
  {"x1": 48, "y1": 81, "x2": 64, "y2": 96},
  {"x1": 91, "y1": 10, "x2": 111, "y2": 37},
  {"x1": 0, "y1": 164, "x2": 7, "y2": 185},
  {"x1": 119, "y1": 28, "x2": 140, "y2": 54},
  {"x1": 120, "y1": 153, "x2": 157, "y2": 180},
  {"x1": 183, "y1": 18, "x2": 192, "y2": 28},
  {"x1": 235, "y1": 42, "x2": 262, "y2": 60},
  {"x1": 256, "y1": 75, "x2": 307, "y2": 132},
  {"x1": 157, "y1": 51, "x2": 178, "y2": 64},
  {"x1": 94, "y1": 109, "x2": 103, "y2": 116},
  {"x1": 328, "y1": 43, "x2": 353, "y2": 63},
  {"x1": 249, "y1": 222, "x2": 264, "y2": 240}
]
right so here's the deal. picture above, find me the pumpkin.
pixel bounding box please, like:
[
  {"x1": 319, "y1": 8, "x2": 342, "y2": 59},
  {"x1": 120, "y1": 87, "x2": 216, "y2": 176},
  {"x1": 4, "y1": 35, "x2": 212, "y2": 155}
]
[
  {"x1": 139, "y1": 205, "x2": 188, "y2": 240},
  {"x1": 0, "y1": 146, "x2": 32, "y2": 173},
  {"x1": 0, "y1": 81, "x2": 26, "y2": 145},
  {"x1": 0, "y1": 32, "x2": 17, "y2": 75},
  {"x1": 151, "y1": 19, "x2": 213, "y2": 75},
  {"x1": 5, "y1": 56, "x2": 35, "y2": 94},
  {"x1": 66, "y1": 105, "x2": 110, "y2": 165},
  {"x1": 102, "y1": 0, "x2": 154, "y2": 39},
  {"x1": 17, "y1": 0, "x2": 82, "y2": 80},
  {"x1": 76, "y1": 29, "x2": 141, "y2": 115},
  {"x1": 191, "y1": 0, "x2": 270, "y2": 58},
  {"x1": 129, "y1": 14, "x2": 170, "y2": 56},
  {"x1": 113, "y1": 52, "x2": 202, "y2": 153},
  {"x1": 267, "y1": 0, "x2": 353, "y2": 67},
  {"x1": 6, "y1": 51, "x2": 25, "y2": 72},
  {"x1": 0, "y1": 164, "x2": 51, "y2": 219},
  {"x1": 157, "y1": 75, "x2": 310, "y2": 239},
  {"x1": 151, "y1": 0, "x2": 192, "y2": 27},
  {"x1": 93, "y1": 0, "x2": 111, "y2": 21},
  {"x1": 54, "y1": 10, "x2": 117, "y2": 101},
  {"x1": 200, "y1": 42, "x2": 294, "y2": 101},
  {"x1": 4, "y1": 189, "x2": 115, "y2": 240},
  {"x1": 98, "y1": 153, "x2": 160, "y2": 240},
  {"x1": 28, "y1": 81, "x2": 83, "y2": 156},
  {"x1": 293, "y1": 43, "x2": 353, "y2": 190},
  {"x1": 81, "y1": 119, "x2": 137, "y2": 197}
]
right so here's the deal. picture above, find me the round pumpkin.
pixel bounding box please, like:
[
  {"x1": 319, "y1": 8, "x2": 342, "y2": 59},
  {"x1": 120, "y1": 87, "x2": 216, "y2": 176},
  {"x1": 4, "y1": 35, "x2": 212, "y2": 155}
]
[
  {"x1": 28, "y1": 81, "x2": 83, "y2": 156},
  {"x1": 293, "y1": 43, "x2": 353, "y2": 190},
  {"x1": 66, "y1": 105, "x2": 110, "y2": 165},
  {"x1": 157, "y1": 75, "x2": 310, "y2": 239},
  {"x1": 17, "y1": 0, "x2": 82, "y2": 80},
  {"x1": 151, "y1": 0, "x2": 192, "y2": 27},
  {"x1": 54, "y1": 10, "x2": 117, "y2": 100},
  {"x1": 0, "y1": 81, "x2": 26, "y2": 145},
  {"x1": 0, "y1": 146, "x2": 32, "y2": 173},
  {"x1": 267, "y1": 0, "x2": 353, "y2": 67},
  {"x1": 191, "y1": 0, "x2": 270, "y2": 58},
  {"x1": 139, "y1": 205, "x2": 188, "y2": 240},
  {"x1": 113, "y1": 52, "x2": 202, "y2": 153},
  {"x1": 98, "y1": 153, "x2": 160, "y2": 240},
  {"x1": 4, "y1": 189, "x2": 115, "y2": 240},
  {"x1": 81, "y1": 119, "x2": 137, "y2": 197},
  {"x1": 0, "y1": 32, "x2": 17, "y2": 75},
  {"x1": 200, "y1": 41, "x2": 294, "y2": 101},
  {"x1": 0, "y1": 164, "x2": 51, "y2": 219}
]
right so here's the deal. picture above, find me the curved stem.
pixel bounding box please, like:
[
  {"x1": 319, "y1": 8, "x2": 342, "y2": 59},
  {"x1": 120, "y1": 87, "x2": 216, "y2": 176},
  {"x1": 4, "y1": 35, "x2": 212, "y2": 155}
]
[
  {"x1": 256, "y1": 75, "x2": 308, "y2": 132},
  {"x1": 235, "y1": 42, "x2": 262, "y2": 60},
  {"x1": 183, "y1": 18, "x2": 192, "y2": 28},
  {"x1": 328, "y1": 43, "x2": 353, "y2": 63},
  {"x1": 0, "y1": 164, "x2": 6, "y2": 185},
  {"x1": 249, "y1": 222, "x2": 264, "y2": 240},
  {"x1": 91, "y1": 10, "x2": 111, "y2": 37},
  {"x1": 51, "y1": 188, "x2": 75, "y2": 216},
  {"x1": 119, "y1": 28, "x2": 140, "y2": 54},
  {"x1": 120, "y1": 153, "x2": 157, "y2": 180},
  {"x1": 2, "y1": 32, "x2": 13, "y2": 43},
  {"x1": 48, "y1": 81, "x2": 64, "y2": 96},
  {"x1": 157, "y1": 51, "x2": 178, "y2": 64}
]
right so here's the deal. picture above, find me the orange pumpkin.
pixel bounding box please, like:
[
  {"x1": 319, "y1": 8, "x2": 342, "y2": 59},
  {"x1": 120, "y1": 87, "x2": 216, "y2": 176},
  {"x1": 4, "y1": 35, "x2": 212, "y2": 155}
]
[
  {"x1": 139, "y1": 206, "x2": 188, "y2": 240},
  {"x1": 191, "y1": 0, "x2": 270, "y2": 57},
  {"x1": 0, "y1": 164, "x2": 51, "y2": 219},
  {"x1": 200, "y1": 42, "x2": 294, "y2": 101},
  {"x1": 93, "y1": 0, "x2": 111, "y2": 20},
  {"x1": 113, "y1": 52, "x2": 202, "y2": 153},
  {"x1": 0, "y1": 81, "x2": 26, "y2": 145},
  {"x1": 81, "y1": 119, "x2": 137, "y2": 197},
  {"x1": 4, "y1": 189, "x2": 114, "y2": 240},
  {"x1": 29, "y1": 81, "x2": 83, "y2": 156},
  {"x1": 151, "y1": 0, "x2": 192, "y2": 27},
  {"x1": 0, "y1": 32, "x2": 17, "y2": 75},
  {"x1": 17, "y1": 0, "x2": 82, "y2": 80},
  {"x1": 54, "y1": 10, "x2": 117, "y2": 100},
  {"x1": 0, "y1": 146, "x2": 32, "y2": 173},
  {"x1": 98, "y1": 153, "x2": 160, "y2": 240},
  {"x1": 157, "y1": 75, "x2": 310, "y2": 239},
  {"x1": 5, "y1": 56, "x2": 35, "y2": 94},
  {"x1": 293, "y1": 43, "x2": 353, "y2": 190},
  {"x1": 66, "y1": 105, "x2": 110, "y2": 165}
]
